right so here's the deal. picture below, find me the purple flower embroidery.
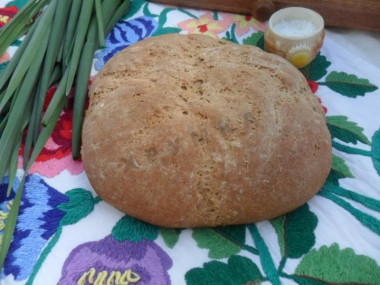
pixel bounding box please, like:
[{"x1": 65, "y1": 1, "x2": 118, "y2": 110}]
[
  {"x1": 94, "y1": 17, "x2": 158, "y2": 71},
  {"x1": 58, "y1": 235, "x2": 172, "y2": 284}
]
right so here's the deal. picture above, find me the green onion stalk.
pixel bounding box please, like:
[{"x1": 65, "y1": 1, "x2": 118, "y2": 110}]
[{"x1": 0, "y1": 0, "x2": 130, "y2": 269}]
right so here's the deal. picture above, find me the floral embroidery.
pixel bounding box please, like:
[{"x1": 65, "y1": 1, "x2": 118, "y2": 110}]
[
  {"x1": 94, "y1": 17, "x2": 158, "y2": 71},
  {"x1": 0, "y1": 5, "x2": 17, "y2": 28},
  {"x1": 58, "y1": 235, "x2": 172, "y2": 285},
  {"x1": 0, "y1": 175, "x2": 68, "y2": 281},
  {"x1": 178, "y1": 12, "x2": 231, "y2": 38},
  {"x1": 221, "y1": 13, "x2": 265, "y2": 36}
]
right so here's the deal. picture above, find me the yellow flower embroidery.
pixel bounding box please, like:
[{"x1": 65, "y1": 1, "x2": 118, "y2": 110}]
[{"x1": 178, "y1": 13, "x2": 231, "y2": 38}]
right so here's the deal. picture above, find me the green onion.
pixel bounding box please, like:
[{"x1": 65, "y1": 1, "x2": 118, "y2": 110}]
[
  {"x1": 0, "y1": 14, "x2": 40, "y2": 92},
  {"x1": 105, "y1": 0, "x2": 131, "y2": 34},
  {"x1": 71, "y1": 0, "x2": 127, "y2": 159},
  {"x1": 41, "y1": 69, "x2": 69, "y2": 126},
  {"x1": 0, "y1": 0, "x2": 56, "y2": 112},
  {"x1": 48, "y1": 65, "x2": 62, "y2": 87},
  {"x1": 65, "y1": 0, "x2": 95, "y2": 95},
  {"x1": 27, "y1": 95, "x2": 65, "y2": 171},
  {"x1": 23, "y1": 96, "x2": 38, "y2": 168},
  {"x1": 28, "y1": 64, "x2": 62, "y2": 146},
  {"x1": 0, "y1": 112, "x2": 9, "y2": 133},
  {"x1": 0, "y1": 0, "x2": 50, "y2": 55},
  {"x1": 72, "y1": 42, "x2": 95, "y2": 159},
  {"x1": 95, "y1": 0, "x2": 105, "y2": 47},
  {"x1": 0, "y1": 0, "x2": 131, "y2": 270},
  {"x1": 0, "y1": 92, "x2": 34, "y2": 267},
  {"x1": 0, "y1": 25, "x2": 50, "y2": 182},
  {"x1": 9, "y1": 94, "x2": 34, "y2": 196},
  {"x1": 6, "y1": 133, "x2": 21, "y2": 196},
  {"x1": 30, "y1": 0, "x2": 71, "y2": 144},
  {"x1": 63, "y1": 0, "x2": 83, "y2": 67},
  {"x1": 0, "y1": 175, "x2": 26, "y2": 269}
]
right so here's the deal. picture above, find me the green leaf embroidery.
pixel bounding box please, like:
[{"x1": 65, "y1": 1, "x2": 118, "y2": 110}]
[
  {"x1": 243, "y1": 31, "x2": 264, "y2": 50},
  {"x1": 185, "y1": 255, "x2": 265, "y2": 285},
  {"x1": 326, "y1": 115, "x2": 370, "y2": 145},
  {"x1": 160, "y1": 228, "x2": 181, "y2": 248},
  {"x1": 299, "y1": 53, "x2": 331, "y2": 81},
  {"x1": 295, "y1": 244, "x2": 380, "y2": 284},
  {"x1": 192, "y1": 225, "x2": 246, "y2": 259},
  {"x1": 58, "y1": 189, "x2": 101, "y2": 226},
  {"x1": 112, "y1": 215, "x2": 159, "y2": 242},
  {"x1": 271, "y1": 204, "x2": 318, "y2": 259},
  {"x1": 371, "y1": 129, "x2": 380, "y2": 175},
  {"x1": 322, "y1": 71, "x2": 378, "y2": 97},
  {"x1": 327, "y1": 154, "x2": 354, "y2": 184}
]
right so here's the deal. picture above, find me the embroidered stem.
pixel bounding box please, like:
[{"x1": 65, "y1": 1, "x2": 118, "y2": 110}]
[
  {"x1": 279, "y1": 272, "x2": 300, "y2": 282},
  {"x1": 242, "y1": 244, "x2": 259, "y2": 255},
  {"x1": 178, "y1": 8, "x2": 197, "y2": 19},
  {"x1": 322, "y1": 183, "x2": 380, "y2": 212},
  {"x1": 318, "y1": 191, "x2": 380, "y2": 235},
  {"x1": 212, "y1": 11, "x2": 218, "y2": 20},
  {"x1": 230, "y1": 24, "x2": 238, "y2": 44},
  {"x1": 332, "y1": 140, "x2": 371, "y2": 157},
  {"x1": 26, "y1": 226, "x2": 63, "y2": 285},
  {"x1": 278, "y1": 257, "x2": 287, "y2": 273},
  {"x1": 247, "y1": 224, "x2": 281, "y2": 285},
  {"x1": 93, "y1": 196, "x2": 102, "y2": 204}
]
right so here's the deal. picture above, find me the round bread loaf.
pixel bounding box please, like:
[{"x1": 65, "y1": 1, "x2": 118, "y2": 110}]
[{"x1": 82, "y1": 34, "x2": 331, "y2": 228}]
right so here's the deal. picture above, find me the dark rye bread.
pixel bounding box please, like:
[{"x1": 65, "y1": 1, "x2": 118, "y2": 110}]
[{"x1": 82, "y1": 34, "x2": 331, "y2": 227}]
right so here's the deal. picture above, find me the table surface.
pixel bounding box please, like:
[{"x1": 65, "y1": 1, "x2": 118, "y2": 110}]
[{"x1": 0, "y1": 1, "x2": 380, "y2": 284}]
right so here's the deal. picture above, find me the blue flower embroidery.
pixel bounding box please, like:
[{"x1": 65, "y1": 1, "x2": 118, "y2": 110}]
[
  {"x1": 0, "y1": 175, "x2": 68, "y2": 280},
  {"x1": 94, "y1": 16, "x2": 158, "y2": 71}
]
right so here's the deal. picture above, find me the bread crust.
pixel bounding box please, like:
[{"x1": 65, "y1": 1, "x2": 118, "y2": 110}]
[{"x1": 82, "y1": 34, "x2": 331, "y2": 227}]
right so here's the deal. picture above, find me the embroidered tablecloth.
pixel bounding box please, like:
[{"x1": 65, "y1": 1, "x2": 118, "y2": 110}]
[{"x1": 1, "y1": 0, "x2": 380, "y2": 284}]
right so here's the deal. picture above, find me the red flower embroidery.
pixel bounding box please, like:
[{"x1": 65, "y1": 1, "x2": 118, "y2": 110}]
[
  {"x1": 0, "y1": 6, "x2": 18, "y2": 28},
  {"x1": 25, "y1": 85, "x2": 76, "y2": 162},
  {"x1": 177, "y1": 12, "x2": 231, "y2": 38},
  {"x1": 307, "y1": 80, "x2": 319, "y2": 94},
  {"x1": 36, "y1": 109, "x2": 74, "y2": 162},
  {"x1": 307, "y1": 80, "x2": 327, "y2": 114}
]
